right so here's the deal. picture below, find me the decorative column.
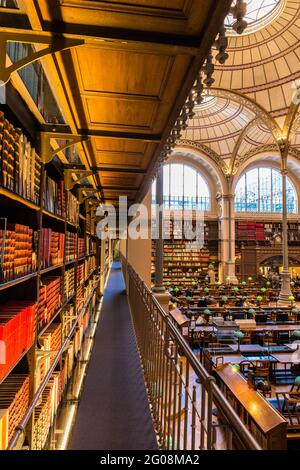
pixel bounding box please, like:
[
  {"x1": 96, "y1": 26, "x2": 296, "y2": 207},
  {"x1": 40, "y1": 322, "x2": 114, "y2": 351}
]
[
  {"x1": 279, "y1": 143, "x2": 292, "y2": 305},
  {"x1": 217, "y1": 188, "x2": 238, "y2": 285},
  {"x1": 152, "y1": 165, "x2": 171, "y2": 312}
]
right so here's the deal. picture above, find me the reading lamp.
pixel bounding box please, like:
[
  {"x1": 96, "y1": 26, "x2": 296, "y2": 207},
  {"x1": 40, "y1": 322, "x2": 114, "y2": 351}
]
[{"x1": 235, "y1": 330, "x2": 245, "y2": 353}]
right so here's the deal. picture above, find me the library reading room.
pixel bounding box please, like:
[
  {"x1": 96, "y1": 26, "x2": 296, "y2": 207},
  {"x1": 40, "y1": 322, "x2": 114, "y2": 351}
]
[{"x1": 1, "y1": 0, "x2": 300, "y2": 458}]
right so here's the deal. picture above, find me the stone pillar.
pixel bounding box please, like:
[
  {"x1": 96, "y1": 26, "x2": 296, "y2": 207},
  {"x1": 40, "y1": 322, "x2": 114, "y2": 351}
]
[
  {"x1": 279, "y1": 147, "x2": 292, "y2": 304},
  {"x1": 218, "y1": 192, "x2": 238, "y2": 285},
  {"x1": 152, "y1": 166, "x2": 171, "y2": 312}
]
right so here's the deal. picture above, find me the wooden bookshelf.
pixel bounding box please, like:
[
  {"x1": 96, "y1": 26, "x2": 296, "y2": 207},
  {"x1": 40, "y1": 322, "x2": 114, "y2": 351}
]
[
  {"x1": 0, "y1": 110, "x2": 110, "y2": 450},
  {"x1": 151, "y1": 219, "x2": 219, "y2": 287}
]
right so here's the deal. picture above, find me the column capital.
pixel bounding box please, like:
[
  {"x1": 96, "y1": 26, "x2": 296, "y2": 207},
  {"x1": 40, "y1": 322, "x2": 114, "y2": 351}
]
[{"x1": 216, "y1": 193, "x2": 235, "y2": 202}]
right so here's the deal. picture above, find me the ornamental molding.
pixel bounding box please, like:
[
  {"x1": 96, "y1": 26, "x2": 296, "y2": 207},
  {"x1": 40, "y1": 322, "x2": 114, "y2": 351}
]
[
  {"x1": 232, "y1": 144, "x2": 279, "y2": 174},
  {"x1": 176, "y1": 139, "x2": 228, "y2": 176}
]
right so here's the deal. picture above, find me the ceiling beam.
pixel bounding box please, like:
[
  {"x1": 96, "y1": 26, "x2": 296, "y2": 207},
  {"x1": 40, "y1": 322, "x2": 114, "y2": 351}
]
[
  {"x1": 79, "y1": 129, "x2": 161, "y2": 142},
  {"x1": 40, "y1": 124, "x2": 161, "y2": 142},
  {"x1": 42, "y1": 21, "x2": 200, "y2": 54},
  {"x1": 0, "y1": 21, "x2": 200, "y2": 56},
  {"x1": 64, "y1": 164, "x2": 147, "y2": 174},
  {"x1": 101, "y1": 186, "x2": 138, "y2": 191}
]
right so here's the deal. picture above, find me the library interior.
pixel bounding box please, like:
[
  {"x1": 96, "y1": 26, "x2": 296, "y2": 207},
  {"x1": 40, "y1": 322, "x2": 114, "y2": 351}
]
[{"x1": 1, "y1": 0, "x2": 300, "y2": 454}]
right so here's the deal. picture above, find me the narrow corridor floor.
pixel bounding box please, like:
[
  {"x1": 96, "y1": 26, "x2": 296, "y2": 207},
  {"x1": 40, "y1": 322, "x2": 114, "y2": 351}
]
[{"x1": 69, "y1": 262, "x2": 158, "y2": 450}]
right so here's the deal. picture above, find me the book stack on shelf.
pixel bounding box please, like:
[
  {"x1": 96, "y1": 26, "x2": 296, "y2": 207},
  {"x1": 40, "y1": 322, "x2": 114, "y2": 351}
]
[
  {"x1": 78, "y1": 238, "x2": 85, "y2": 258},
  {"x1": 38, "y1": 324, "x2": 62, "y2": 387},
  {"x1": 76, "y1": 263, "x2": 84, "y2": 285},
  {"x1": 0, "y1": 112, "x2": 41, "y2": 204},
  {"x1": 0, "y1": 108, "x2": 103, "y2": 451},
  {"x1": 76, "y1": 284, "x2": 84, "y2": 311},
  {"x1": 86, "y1": 237, "x2": 96, "y2": 256},
  {"x1": 0, "y1": 301, "x2": 36, "y2": 382},
  {"x1": 152, "y1": 239, "x2": 215, "y2": 287},
  {"x1": 32, "y1": 372, "x2": 61, "y2": 450},
  {"x1": 65, "y1": 232, "x2": 77, "y2": 263},
  {"x1": 288, "y1": 223, "x2": 300, "y2": 241},
  {"x1": 38, "y1": 277, "x2": 62, "y2": 331},
  {"x1": 62, "y1": 304, "x2": 75, "y2": 339},
  {"x1": 236, "y1": 222, "x2": 265, "y2": 242},
  {"x1": 0, "y1": 223, "x2": 35, "y2": 283},
  {"x1": 85, "y1": 255, "x2": 96, "y2": 279},
  {"x1": 44, "y1": 177, "x2": 65, "y2": 217},
  {"x1": 64, "y1": 267, "x2": 75, "y2": 300},
  {"x1": 67, "y1": 192, "x2": 79, "y2": 226},
  {"x1": 41, "y1": 229, "x2": 65, "y2": 269},
  {"x1": 0, "y1": 375, "x2": 30, "y2": 450}
]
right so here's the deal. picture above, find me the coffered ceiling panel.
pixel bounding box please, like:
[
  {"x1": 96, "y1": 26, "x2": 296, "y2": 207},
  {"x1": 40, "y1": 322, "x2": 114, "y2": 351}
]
[
  {"x1": 75, "y1": 47, "x2": 173, "y2": 98},
  {"x1": 17, "y1": 0, "x2": 231, "y2": 204},
  {"x1": 84, "y1": 97, "x2": 159, "y2": 131},
  {"x1": 41, "y1": 0, "x2": 213, "y2": 35}
]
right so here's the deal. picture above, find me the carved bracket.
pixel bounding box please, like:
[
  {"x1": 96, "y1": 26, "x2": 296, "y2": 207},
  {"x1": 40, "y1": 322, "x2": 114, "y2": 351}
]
[
  {"x1": 0, "y1": 32, "x2": 84, "y2": 86},
  {"x1": 38, "y1": 132, "x2": 89, "y2": 164},
  {"x1": 64, "y1": 169, "x2": 94, "y2": 191},
  {"x1": 77, "y1": 187, "x2": 101, "y2": 204}
]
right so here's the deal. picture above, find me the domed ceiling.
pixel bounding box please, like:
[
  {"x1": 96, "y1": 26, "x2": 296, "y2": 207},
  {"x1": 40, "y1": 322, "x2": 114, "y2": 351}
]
[{"x1": 178, "y1": 0, "x2": 300, "y2": 177}]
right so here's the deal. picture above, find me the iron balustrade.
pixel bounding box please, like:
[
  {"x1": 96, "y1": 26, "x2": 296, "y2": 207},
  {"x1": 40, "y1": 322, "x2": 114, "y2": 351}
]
[
  {"x1": 151, "y1": 196, "x2": 211, "y2": 212},
  {"x1": 122, "y1": 257, "x2": 261, "y2": 450}
]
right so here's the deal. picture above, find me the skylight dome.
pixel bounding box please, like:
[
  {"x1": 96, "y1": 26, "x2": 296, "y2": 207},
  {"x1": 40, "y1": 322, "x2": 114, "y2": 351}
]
[{"x1": 225, "y1": 0, "x2": 284, "y2": 35}]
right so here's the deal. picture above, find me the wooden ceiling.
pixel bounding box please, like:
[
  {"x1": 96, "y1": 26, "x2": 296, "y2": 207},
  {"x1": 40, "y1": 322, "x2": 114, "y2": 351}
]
[{"x1": 16, "y1": 0, "x2": 231, "y2": 205}]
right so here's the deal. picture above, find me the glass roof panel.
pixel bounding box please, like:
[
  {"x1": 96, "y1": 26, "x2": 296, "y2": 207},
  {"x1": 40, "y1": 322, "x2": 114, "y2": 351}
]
[{"x1": 225, "y1": 0, "x2": 283, "y2": 34}]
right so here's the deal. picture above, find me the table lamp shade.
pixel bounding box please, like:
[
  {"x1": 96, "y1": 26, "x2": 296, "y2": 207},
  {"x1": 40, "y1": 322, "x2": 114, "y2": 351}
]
[
  {"x1": 204, "y1": 309, "x2": 211, "y2": 315},
  {"x1": 293, "y1": 330, "x2": 300, "y2": 338},
  {"x1": 235, "y1": 330, "x2": 245, "y2": 340},
  {"x1": 294, "y1": 376, "x2": 300, "y2": 387}
]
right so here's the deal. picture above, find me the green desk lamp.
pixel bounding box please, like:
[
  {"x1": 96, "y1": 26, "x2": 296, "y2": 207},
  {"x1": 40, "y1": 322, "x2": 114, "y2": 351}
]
[{"x1": 234, "y1": 330, "x2": 245, "y2": 353}]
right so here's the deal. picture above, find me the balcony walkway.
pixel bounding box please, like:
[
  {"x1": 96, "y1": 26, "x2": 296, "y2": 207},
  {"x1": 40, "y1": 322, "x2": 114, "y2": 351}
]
[{"x1": 69, "y1": 262, "x2": 158, "y2": 450}]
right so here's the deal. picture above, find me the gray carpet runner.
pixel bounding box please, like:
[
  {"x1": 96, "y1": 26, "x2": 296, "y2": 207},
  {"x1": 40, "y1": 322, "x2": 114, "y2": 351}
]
[{"x1": 69, "y1": 262, "x2": 158, "y2": 450}]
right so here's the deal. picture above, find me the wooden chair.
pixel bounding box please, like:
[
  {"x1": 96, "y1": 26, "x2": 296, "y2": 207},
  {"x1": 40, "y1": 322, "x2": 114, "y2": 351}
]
[
  {"x1": 253, "y1": 361, "x2": 270, "y2": 382},
  {"x1": 276, "y1": 391, "x2": 300, "y2": 433}
]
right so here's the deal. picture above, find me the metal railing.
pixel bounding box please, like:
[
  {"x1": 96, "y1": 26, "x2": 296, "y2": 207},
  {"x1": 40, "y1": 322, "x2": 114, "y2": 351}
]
[
  {"x1": 122, "y1": 257, "x2": 261, "y2": 450},
  {"x1": 152, "y1": 196, "x2": 211, "y2": 212}
]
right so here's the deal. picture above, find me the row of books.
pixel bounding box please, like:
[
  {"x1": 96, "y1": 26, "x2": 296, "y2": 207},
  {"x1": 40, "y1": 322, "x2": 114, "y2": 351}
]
[
  {"x1": 77, "y1": 263, "x2": 84, "y2": 285},
  {"x1": 41, "y1": 229, "x2": 65, "y2": 269},
  {"x1": 152, "y1": 239, "x2": 217, "y2": 286},
  {"x1": 0, "y1": 112, "x2": 41, "y2": 204},
  {"x1": 65, "y1": 232, "x2": 77, "y2": 263},
  {"x1": 38, "y1": 277, "x2": 62, "y2": 331},
  {"x1": 0, "y1": 301, "x2": 36, "y2": 383},
  {"x1": 64, "y1": 267, "x2": 75, "y2": 300},
  {"x1": 67, "y1": 192, "x2": 79, "y2": 226},
  {"x1": 236, "y1": 222, "x2": 265, "y2": 241},
  {"x1": 0, "y1": 375, "x2": 30, "y2": 450},
  {"x1": 32, "y1": 371, "x2": 61, "y2": 450},
  {"x1": 78, "y1": 238, "x2": 85, "y2": 259},
  {"x1": 87, "y1": 238, "x2": 97, "y2": 256},
  {"x1": 87, "y1": 255, "x2": 96, "y2": 277},
  {"x1": 44, "y1": 177, "x2": 65, "y2": 217},
  {"x1": 0, "y1": 223, "x2": 36, "y2": 284}
]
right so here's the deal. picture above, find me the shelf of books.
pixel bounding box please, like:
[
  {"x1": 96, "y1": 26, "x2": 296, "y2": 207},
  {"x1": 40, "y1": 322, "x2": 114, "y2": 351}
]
[
  {"x1": 0, "y1": 109, "x2": 108, "y2": 450},
  {"x1": 151, "y1": 219, "x2": 219, "y2": 287},
  {"x1": 236, "y1": 221, "x2": 300, "y2": 244}
]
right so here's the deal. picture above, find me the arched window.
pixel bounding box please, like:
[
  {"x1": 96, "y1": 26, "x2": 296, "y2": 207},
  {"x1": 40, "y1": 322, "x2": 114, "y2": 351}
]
[
  {"x1": 152, "y1": 163, "x2": 210, "y2": 211},
  {"x1": 235, "y1": 167, "x2": 297, "y2": 213}
]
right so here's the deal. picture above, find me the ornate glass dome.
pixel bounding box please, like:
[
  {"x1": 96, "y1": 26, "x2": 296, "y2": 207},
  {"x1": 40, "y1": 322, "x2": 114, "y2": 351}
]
[{"x1": 225, "y1": 0, "x2": 284, "y2": 35}]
